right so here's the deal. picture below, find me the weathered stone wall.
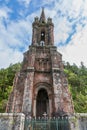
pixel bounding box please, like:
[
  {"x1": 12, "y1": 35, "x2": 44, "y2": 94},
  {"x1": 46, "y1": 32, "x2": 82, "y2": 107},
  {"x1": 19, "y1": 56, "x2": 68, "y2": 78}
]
[
  {"x1": 0, "y1": 113, "x2": 87, "y2": 130},
  {"x1": 22, "y1": 72, "x2": 34, "y2": 115},
  {"x1": 78, "y1": 113, "x2": 87, "y2": 130},
  {"x1": 69, "y1": 113, "x2": 87, "y2": 130},
  {"x1": 0, "y1": 113, "x2": 25, "y2": 130},
  {"x1": 50, "y1": 47, "x2": 74, "y2": 114}
]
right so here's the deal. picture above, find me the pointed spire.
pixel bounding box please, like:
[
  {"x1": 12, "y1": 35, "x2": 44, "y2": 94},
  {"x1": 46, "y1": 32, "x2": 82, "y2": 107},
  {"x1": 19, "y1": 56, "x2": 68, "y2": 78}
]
[{"x1": 40, "y1": 7, "x2": 46, "y2": 23}]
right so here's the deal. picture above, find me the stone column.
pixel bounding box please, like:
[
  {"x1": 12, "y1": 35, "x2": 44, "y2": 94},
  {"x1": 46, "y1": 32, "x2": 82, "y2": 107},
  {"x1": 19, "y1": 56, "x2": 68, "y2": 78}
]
[
  {"x1": 49, "y1": 94, "x2": 52, "y2": 117},
  {"x1": 33, "y1": 99, "x2": 36, "y2": 117},
  {"x1": 49, "y1": 99, "x2": 52, "y2": 117}
]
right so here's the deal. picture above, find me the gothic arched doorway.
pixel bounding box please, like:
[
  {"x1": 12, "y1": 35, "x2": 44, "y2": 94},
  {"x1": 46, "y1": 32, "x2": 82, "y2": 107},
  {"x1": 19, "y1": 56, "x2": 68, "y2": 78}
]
[{"x1": 36, "y1": 88, "x2": 49, "y2": 117}]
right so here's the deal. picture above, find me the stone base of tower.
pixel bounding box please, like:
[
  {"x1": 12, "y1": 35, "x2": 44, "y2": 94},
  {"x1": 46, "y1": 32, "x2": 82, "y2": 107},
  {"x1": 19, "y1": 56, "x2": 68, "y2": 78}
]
[
  {"x1": 0, "y1": 113, "x2": 87, "y2": 130},
  {"x1": 0, "y1": 113, "x2": 25, "y2": 130}
]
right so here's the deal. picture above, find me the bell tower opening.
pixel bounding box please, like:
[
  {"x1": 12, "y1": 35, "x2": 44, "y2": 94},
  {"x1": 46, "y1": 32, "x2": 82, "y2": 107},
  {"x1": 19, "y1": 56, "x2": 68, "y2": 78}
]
[
  {"x1": 36, "y1": 88, "x2": 49, "y2": 117},
  {"x1": 41, "y1": 31, "x2": 45, "y2": 41},
  {"x1": 32, "y1": 8, "x2": 54, "y2": 46}
]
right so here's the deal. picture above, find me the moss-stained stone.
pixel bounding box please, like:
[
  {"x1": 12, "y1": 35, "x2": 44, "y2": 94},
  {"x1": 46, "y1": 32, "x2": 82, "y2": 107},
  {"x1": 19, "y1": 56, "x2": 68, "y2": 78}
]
[
  {"x1": 0, "y1": 113, "x2": 25, "y2": 130},
  {"x1": 69, "y1": 113, "x2": 87, "y2": 130},
  {"x1": 0, "y1": 113, "x2": 87, "y2": 130},
  {"x1": 69, "y1": 115, "x2": 79, "y2": 130}
]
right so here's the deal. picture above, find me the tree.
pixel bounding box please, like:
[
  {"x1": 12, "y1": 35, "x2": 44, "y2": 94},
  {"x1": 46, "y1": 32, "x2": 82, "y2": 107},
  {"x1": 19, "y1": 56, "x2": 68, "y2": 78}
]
[
  {"x1": 0, "y1": 62, "x2": 21, "y2": 112},
  {"x1": 64, "y1": 62, "x2": 87, "y2": 113}
]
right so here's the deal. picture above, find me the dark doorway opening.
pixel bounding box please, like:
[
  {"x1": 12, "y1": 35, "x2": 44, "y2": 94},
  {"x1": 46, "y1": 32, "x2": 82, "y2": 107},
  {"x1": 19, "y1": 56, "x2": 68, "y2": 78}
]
[{"x1": 36, "y1": 88, "x2": 49, "y2": 117}]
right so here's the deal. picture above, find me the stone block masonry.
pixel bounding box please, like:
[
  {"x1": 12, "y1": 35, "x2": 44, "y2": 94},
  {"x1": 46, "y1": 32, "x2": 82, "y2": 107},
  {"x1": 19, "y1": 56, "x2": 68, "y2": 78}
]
[
  {"x1": 0, "y1": 113, "x2": 25, "y2": 130},
  {"x1": 69, "y1": 113, "x2": 87, "y2": 130},
  {"x1": 0, "y1": 113, "x2": 87, "y2": 130}
]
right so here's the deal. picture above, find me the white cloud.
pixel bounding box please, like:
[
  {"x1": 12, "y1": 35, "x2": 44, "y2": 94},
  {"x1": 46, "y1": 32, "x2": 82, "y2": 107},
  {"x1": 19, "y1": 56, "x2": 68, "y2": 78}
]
[
  {"x1": 0, "y1": 6, "x2": 12, "y2": 19},
  {"x1": 54, "y1": 16, "x2": 71, "y2": 44},
  {"x1": 17, "y1": 0, "x2": 31, "y2": 7},
  {"x1": 0, "y1": 19, "x2": 31, "y2": 68},
  {"x1": 48, "y1": 0, "x2": 87, "y2": 66},
  {"x1": 0, "y1": 0, "x2": 87, "y2": 68},
  {"x1": 0, "y1": 7, "x2": 32, "y2": 68},
  {"x1": 58, "y1": 24, "x2": 87, "y2": 66},
  {"x1": 54, "y1": 0, "x2": 84, "y2": 18},
  {"x1": 0, "y1": 48, "x2": 23, "y2": 68}
]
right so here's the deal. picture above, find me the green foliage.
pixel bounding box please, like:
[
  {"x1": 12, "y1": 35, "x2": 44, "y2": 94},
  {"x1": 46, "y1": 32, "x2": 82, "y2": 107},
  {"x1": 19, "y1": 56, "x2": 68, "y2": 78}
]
[
  {"x1": 0, "y1": 63, "x2": 21, "y2": 112},
  {"x1": 64, "y1": 62, "x2": 87, "y2": 113}
]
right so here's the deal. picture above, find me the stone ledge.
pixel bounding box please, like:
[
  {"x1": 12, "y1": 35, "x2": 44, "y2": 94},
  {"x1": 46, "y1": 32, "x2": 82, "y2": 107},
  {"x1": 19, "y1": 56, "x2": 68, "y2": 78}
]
[
  {"x1": 69, "y1": 113, "x2": 87, "y2": 130},
  {"x1": 0, "y1": 113, "x2": 25, "y2": 116},
  {"x1": 0, "y1": 113, "x2": 87, "y2": 130},
  {"x1": 75, "y1": 113, "x2": 87, "y2": 117}
]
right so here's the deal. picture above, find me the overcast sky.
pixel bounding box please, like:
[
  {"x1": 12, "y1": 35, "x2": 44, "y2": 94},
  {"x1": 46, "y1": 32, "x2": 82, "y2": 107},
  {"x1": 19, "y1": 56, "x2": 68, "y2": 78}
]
[{"x1": 0, "y1": 0, "x2": 87, "y2": 68}]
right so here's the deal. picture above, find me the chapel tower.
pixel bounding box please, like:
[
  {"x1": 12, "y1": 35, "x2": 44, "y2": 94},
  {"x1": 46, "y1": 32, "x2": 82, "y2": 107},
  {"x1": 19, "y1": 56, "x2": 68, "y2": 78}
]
[{"x1": 6, "y1": 8, "x2": 74, "y2": 117}]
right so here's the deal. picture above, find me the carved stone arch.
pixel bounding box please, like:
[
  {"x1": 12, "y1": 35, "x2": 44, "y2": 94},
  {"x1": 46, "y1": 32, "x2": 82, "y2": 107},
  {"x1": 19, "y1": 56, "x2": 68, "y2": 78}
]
[
  {"x1": 34, "y1": 82, "x2": 52, "y2": 98},
  {"x1": 33, "y1": 82, "x2": 53, "y2": 117}
]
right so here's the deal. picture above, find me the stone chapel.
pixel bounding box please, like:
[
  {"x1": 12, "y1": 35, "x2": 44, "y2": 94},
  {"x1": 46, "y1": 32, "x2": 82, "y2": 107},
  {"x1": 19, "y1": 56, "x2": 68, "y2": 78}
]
[{"x1": 6, "y1": 8, "x2": 74, "y2": 117}]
